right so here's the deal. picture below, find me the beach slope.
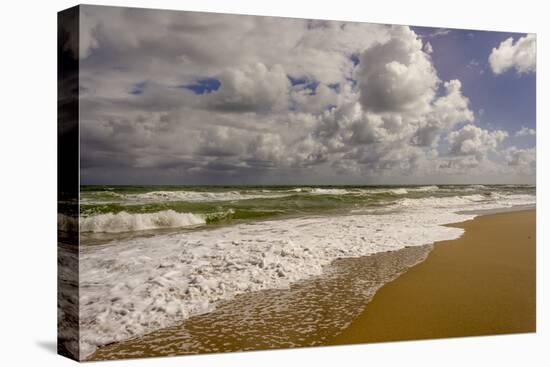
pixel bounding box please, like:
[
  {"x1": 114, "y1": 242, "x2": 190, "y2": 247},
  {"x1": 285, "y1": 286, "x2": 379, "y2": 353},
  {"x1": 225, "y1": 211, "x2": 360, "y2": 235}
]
[{"x1": 330, "y1": 209, "x2": 536, "y2": 345}]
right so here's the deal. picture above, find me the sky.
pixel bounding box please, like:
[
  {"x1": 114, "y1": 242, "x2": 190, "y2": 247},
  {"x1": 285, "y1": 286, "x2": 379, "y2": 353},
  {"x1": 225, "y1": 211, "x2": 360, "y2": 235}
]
[{"x1": 73, "y1": 5, "x2": 536, "y2": 185}]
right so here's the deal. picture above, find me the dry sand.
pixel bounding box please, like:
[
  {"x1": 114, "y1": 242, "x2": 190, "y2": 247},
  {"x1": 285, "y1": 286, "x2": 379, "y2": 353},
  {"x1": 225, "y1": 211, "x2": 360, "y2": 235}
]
[{"x1": 329, "y1": 209, "x2": 536, "y2": 345}]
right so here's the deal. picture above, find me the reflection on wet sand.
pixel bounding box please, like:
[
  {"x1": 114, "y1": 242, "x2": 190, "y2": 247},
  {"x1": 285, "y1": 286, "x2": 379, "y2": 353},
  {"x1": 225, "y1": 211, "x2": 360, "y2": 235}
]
[{"x1": 89, "y1": 244, "x2": 432, "y2": 360}]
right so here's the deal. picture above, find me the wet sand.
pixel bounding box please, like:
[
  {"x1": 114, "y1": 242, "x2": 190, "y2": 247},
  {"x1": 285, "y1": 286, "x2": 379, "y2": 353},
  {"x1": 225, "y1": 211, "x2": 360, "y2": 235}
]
[
  {"x1": 330, "y1": 209, "x2": 536, "y2": 345},
  {"x1": 87, "y1": 210, "x2": 535, "y2": 361},
  {"x1": 88, "y1": 245, "x2": 433, "y2": 360}
]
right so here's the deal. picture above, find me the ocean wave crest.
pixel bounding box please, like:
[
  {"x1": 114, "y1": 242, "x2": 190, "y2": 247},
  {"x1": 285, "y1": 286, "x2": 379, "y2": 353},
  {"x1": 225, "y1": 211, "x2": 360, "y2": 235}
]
[
  {"x1": 130, "y1": 190, "x2": 293, "y2": 203},
  {"x1": 310, "y1": 188, "x2": 350, "y2": 195},
  {"x1": 409, "y1": 185, "x2": 439, "y2": 192},
  {"x1": 58, "y1": 213, "x2": 79, "y2": 232},
  {"x1": 80, "y1": 210, "x2": 205, "y2": 233}
]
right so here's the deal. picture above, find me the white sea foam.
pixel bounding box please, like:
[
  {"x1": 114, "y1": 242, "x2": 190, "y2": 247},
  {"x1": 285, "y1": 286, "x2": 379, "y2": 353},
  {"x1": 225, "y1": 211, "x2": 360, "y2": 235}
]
[
  {"x1": 458, "y1": 184, "x2": 488, "y2": 192},
  {"x1": 80, "y1": 210, "x2": 205, "y2": 233},
  {"x1": 310, "y1": 188, "x2": 350, "y2": 195},
  {"x1": 81, "y1": 190, "x2": 293, "y2": 205},
  {"x1": 389, "y1": 188, "x2": 408, "y2": 195},
  {"x1": 58, "y1": 213, "x2": 79, "y2": 232},
  {"x1": 285, "y1": 187, "x2": 307, "y2": 192},
  {"x1": 78, "y1": 193, "x2": 535, "y2": 358},
  {"x1": 470, "y1": 184, "x2": 487, "y2": 189},
  {"x1": 365, "y1": 187, "x2": 408, "y2": 195},
  {"x1": 409, "y1": 185, "x2": 439, "y2": 192},
  {"x1": 130, "y1": 190, "x2": 292, "y2": 203}
]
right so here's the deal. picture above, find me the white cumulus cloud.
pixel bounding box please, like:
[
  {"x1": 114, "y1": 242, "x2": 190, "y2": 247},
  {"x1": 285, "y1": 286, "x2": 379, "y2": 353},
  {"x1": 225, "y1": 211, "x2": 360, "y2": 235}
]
[
  {"x1": 489, "y1": 34, "x2": 536, "y2": 75},
  {"x1": 73, "y1": 6, "x2": 535, "y2": 184},
  {"x1": 357, "y1": 26, "x2": 438, "y2": 115},
  {"x1": 447, "y1": 124, "x2": 508, "y2": 160},
  {"x1": 504, "y1": 147, "x2": 536, "y2": 175},
  {"x1": 515, "y1": 126, "x2": 536, "y2": 137}
]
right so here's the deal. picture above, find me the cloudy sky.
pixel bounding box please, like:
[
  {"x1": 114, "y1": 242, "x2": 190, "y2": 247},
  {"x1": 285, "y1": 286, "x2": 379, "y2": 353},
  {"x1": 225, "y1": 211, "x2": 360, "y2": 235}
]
[{"x1": 75, "y1": 5, "x2": 536, "y2": 185}]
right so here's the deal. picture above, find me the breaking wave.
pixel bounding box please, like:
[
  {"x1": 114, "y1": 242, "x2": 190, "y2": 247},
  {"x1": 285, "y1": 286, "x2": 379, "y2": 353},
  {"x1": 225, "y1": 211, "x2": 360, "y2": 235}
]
[{"x1": 80, "y1": 210, "x2": 206, "y2": 233}]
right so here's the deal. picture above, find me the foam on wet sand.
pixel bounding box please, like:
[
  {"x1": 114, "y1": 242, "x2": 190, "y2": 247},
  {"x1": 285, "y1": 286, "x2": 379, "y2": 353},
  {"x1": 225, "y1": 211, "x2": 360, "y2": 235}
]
[{"x1": 73, "y1": 193, "x2": 534, "y2": 359}]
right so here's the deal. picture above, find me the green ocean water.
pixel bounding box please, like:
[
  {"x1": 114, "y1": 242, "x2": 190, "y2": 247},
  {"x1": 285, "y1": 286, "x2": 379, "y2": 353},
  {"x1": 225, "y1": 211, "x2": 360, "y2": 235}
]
[{"x1": 79, "y1": 184, "x2": 535, "y2": 227}]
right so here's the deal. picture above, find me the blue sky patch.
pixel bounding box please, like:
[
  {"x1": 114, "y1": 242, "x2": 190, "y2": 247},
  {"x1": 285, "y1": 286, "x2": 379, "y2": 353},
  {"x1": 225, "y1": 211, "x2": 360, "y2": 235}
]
[
  {"x1": 181, "y1": 78, "x2": 221, "y2": 94},
  {"x1": 411, "y1": 26, "x2": 535, "y2": 135},
  {"x1": 288, "y1": 75, "x2": 319, "y2": 94},
  {"x1": 350, "y1": 53, "x2": 360, "y2": 66}
]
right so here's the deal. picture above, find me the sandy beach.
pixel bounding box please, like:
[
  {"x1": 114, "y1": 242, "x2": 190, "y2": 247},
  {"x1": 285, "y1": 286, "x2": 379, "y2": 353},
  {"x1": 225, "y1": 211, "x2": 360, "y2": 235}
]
[
  {"x1": 330, "y1": 209, "x2": 536, "y2": 345},
  {"x1": 87, "y1": 209, "x2": 535, "y2": 360}
]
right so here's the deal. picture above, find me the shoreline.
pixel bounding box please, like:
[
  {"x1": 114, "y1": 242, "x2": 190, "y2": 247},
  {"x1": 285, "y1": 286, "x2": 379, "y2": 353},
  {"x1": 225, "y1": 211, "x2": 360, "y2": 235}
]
[
  {"x1": 329, "y1": 209, "x2": 536, "y2": 345},
  {"x1": 87, "y1": 208, "x2": 536, "y2": 361}
]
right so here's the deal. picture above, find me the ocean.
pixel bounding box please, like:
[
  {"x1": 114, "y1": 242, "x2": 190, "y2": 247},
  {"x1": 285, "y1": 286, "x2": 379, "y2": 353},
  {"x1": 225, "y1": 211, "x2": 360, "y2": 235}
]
[
  {"x1": 61, "y1": 184, "x2": 536, "y2": 358},
  {"x1": 77, "y1": 184, "x2": 535, "y2": 236}
]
